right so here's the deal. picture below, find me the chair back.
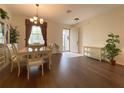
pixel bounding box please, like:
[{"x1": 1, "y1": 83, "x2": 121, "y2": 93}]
[
  {"x1": 7, "y1": 44, "x2": 16, "y2": 61},
  {"x1": 13, "y1": 43, "x2": 18, "y2": 54},
  {"x1": 48, "y1": 43, "x2": 54, "y2": 49},
  {"x1": 27, "y1": 44, "x2": 43, "y2": 62},
  {"x1": 47, "y1": 43, "x2": 54, "y2": 54}
]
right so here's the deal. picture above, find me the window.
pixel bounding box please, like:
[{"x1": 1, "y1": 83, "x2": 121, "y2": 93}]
[
  {"x1": 28, "y1": 26, "x2": 44, "y2": 44},
  {"x1": 0, "y1": 23, "x2": 4, "y2": 44}
]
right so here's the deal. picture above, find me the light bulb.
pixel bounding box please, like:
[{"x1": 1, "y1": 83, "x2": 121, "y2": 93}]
[
  {"x1": 30, "y1": 18, "x2": 34, "y2": 22},
  {"x1": 33, "y1": 16, "x2": 38, "y2": 20},
  {"x1": 34, "y1": 20, "x2": 37, "y2": 24},
  {"x1": 40, "y1": 18, "x2": 44, "y2": 24}
]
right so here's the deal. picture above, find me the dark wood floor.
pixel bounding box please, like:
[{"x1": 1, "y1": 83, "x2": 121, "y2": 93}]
[{"x1": 0, "y1": 52, "x2": 124, "y2": 88}]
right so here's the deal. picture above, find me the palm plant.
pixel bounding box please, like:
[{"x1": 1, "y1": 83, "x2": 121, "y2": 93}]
[
  {"x1": 104, "y1": 33, "x2": 121, "y2": 65},
  {"x1": 0, "y1": 8, "x2": 9, "y2": 20},
  {"x1": 10, "y1": 25, "x2": 19, "y2": 44}
]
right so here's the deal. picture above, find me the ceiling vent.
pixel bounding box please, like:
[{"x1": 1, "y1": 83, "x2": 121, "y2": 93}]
[{"x1": 66, "y1": 10, "x2": 72, "y2": 13}]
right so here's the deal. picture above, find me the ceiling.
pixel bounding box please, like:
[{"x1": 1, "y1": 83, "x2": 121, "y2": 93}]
[{"x1": 5, "y1": 4, "x2": 121, "y2": 25}]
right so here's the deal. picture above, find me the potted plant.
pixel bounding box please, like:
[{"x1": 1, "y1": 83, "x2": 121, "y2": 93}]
[
  {"x1": 0, "y1": 8, "x2": 9, "y2": 20},
  {"x1": 10, "y1": 25, "x2": 19, "y2": 44},
  {"x1": 104, "y1": 33, "x2": 121, "y2": 65}
]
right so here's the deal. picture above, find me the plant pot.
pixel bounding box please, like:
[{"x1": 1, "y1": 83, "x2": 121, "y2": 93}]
[{"x1": 110, "y1": 60, "x2": 116, "y2": 65}]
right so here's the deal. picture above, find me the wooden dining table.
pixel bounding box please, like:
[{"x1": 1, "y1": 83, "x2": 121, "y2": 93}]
[{"x1": 17, "y1": 47, "x2": 52, "y2": 70}]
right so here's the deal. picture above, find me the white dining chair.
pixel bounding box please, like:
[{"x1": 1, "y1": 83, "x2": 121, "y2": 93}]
[
  {"x1": 13, "y1": 43, "x2": 27, "y2": 67},
  {"x1": 7, "y1": 44, "x2": 20, "y2": 77},
  {"x1": 12, "y1": 43, "x2": 18, "y2": 54},
  {"x1": 26, "y1": 45, "x2": 45, "y2": 80},
  {"x1": 41, "y1": 43, "x2": 53, "y2": 70},
  {"x1": 47, "y1": 43, "x2": 54, "y2": 51},
  {"x1": 0, "y1": 44, "x2": 5, "y2": 65}
]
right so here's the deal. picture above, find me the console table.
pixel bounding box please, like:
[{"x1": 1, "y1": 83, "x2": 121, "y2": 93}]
[{"x1": 83, "y1": 46, "x2": 104, "y2": 61}]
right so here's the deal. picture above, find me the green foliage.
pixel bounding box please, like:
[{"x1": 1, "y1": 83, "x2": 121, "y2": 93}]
[
  {"x1": 104, "y1": 33, "x2": 121, "y2": 61},
  {"x1": 0, "y1": 8, "x2": 9, "y2": 20},
  {"x1": 10, "y1": 25, "x2": 19, "y2": 44}
]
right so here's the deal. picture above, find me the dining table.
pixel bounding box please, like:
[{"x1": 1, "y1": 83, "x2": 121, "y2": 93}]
[{"x1": 17, "y1": 47, "x2": 52, "y2": 70}]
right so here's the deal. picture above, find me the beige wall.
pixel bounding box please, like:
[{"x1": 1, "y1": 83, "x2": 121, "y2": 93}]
[
  {"x1": 1, "y1": 4, "x2": 69, "y2": 52},
  {"x1": 0, "y1": 4, "x2": 13, "y2": 23},
  {"x1": 11, "y1": 15, "x2": 26, "y2": 49},
  {"x1": 72, "y1": 5, "x2": 124, "y2": 65},
  {"x1": 47, "y1": 21, "x2": 69, "y2": 52},
  {"x1": 11, "y1": 14, "x2": 69, "y2": 51}
]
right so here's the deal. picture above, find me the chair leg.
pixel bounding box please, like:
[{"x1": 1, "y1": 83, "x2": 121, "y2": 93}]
[
  {"x1": 49, "y1": 56, "x2": 52, "y2": 70},
  {"x1": 27, "y1": 66, "x2": 30, "y2": 80},
  {"x1": 49, "y1": 63, "x2": 51, "y2": 70},
  {"x1": 11, "y1": 63, "x2": 13, "y2": 72},
  {"x1": 17, "y1": 63, "x2": 20, "y2": 77},
  {"x1": 48, "y1": 61, "x2": 52, "y2": 70},
  {"x1": 42, "y1": 64, "x2": 44, "y2": 76}
]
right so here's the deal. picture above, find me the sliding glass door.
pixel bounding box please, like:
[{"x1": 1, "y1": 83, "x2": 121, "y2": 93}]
[{"x1": 62, "y1": 29, "x2": 70, "y2": 51}]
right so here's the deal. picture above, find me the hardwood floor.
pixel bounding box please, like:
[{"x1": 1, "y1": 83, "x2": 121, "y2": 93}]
[{"x1": 0, "y1": 52, "x2": 124, "y2": 88}]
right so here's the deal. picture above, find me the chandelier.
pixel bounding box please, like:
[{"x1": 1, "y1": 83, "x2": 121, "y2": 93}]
[{"x1": 30, "y1": 4, "x2": 44, "y2": 24}]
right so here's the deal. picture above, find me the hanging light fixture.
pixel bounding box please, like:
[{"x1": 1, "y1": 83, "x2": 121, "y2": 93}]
[
  {"x1": 74, "y1": 18, "x2": 79, "y2": 22},
  {"x1": 30, "y1": 4, "x2": 44, "y2": 24}
]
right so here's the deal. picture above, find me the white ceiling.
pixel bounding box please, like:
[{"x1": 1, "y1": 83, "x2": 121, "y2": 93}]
[{"x1": 5, "y1": 4, "x2": 121, "y2": 25}]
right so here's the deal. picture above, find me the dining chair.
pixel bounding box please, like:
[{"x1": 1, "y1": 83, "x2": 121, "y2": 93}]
[
  {"x1": 42, "y1": 50, "x2": 52, "y2": 70},
  {"x1": 42, "y1": 44, "x2": 53, "y2": 69},
  {"x1": 26, "y1": 45, "x2": 45, "y2": 80},
  {"x1": 47, "y1": 43, "x2": 54, "y2": 50},
  {"x1": 7, "y1": 44, "x2": 20, "y2": 77},
  {"x1": 0, "y1": 44, "x2": 5, "y2": 65},
  {"x1": 12, "y1": 43, "x2": 18, "y2": 54},
  {"x1": 13, "y1": 43, "x2": 27, "y2": 66}
]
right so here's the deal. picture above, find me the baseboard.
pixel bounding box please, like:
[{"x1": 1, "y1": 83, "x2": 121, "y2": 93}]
[{"x1": 86, "y1": 57, "x2": 124, "y2": 67}]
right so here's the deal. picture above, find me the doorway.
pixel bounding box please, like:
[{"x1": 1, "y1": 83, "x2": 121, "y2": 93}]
[
  {"x1": 62, "y1": 29, "x2": 70, "y2": 51},
  {"x1": 70, "y1": 28, "x2": 79, "y2": 53}
]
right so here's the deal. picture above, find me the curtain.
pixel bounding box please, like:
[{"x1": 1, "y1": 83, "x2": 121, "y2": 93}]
[
  {"x1": 39, "y1": 22, "x2": 47, "y2": 46},
  {"x1": 25, "y1": 19, "x2": 47, "y2": 46},
  {"x1": 25, "y1": 19, "x2": 32, "y2": 46}
]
